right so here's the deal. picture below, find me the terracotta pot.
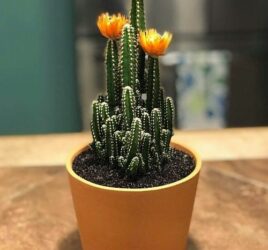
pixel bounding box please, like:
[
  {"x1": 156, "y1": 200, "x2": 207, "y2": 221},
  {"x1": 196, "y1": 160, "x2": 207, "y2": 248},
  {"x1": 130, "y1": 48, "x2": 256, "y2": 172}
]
[{"x1": 66, "y1": 142, "x2": 202, "y2": 250}]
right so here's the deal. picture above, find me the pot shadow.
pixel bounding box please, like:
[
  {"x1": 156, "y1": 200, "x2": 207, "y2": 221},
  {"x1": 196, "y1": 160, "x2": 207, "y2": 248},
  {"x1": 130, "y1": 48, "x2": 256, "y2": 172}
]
[
  {"x1": 58, "y1": 229, "x2": 82, "y2": 250},
  {"x1": 187, "y1": 237, "x2": 200, "y2": 250},
  {"x1": 58, "y1": 230, "x2": 199, "y2": 250}
]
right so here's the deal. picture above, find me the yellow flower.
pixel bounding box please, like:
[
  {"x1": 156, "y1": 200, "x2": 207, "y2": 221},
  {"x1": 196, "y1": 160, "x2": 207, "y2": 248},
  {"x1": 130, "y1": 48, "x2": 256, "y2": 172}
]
[
  {"x1": 139, "y1": 29, "x2": 173, "y2": 57},
  {"x1": 97, "y1": 13, "x2": 129, "y2": 40}
]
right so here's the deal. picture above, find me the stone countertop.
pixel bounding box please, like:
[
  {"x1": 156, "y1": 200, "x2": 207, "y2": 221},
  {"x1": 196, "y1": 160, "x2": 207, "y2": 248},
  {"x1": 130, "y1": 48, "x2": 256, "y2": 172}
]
[{"x1": 0, "y1": 128, "x2": 267, "y2": 250}]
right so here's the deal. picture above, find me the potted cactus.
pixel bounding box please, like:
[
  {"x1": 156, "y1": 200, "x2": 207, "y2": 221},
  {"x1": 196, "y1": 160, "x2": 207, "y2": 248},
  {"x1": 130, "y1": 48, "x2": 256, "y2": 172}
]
[{"x1": 66, "y1": 1, "x2": 202, "y2": 249}]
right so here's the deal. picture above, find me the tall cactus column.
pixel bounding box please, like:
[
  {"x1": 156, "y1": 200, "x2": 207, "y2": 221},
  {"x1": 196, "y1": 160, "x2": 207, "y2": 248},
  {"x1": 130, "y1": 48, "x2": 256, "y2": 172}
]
[
  {"x1": 139, "y1": 29, "x2": 173, "y2": 112},
  {"x1": 97, "y1": 13, "x2": 129, "y2": 113},
  {"x1": 130, "y1": 0, "x2": 146, "y2": 93},
  {"x1": 147, "y1": 56, "x2": 160, "y2": 112},
  {"x1": 119, "y1": 25, "x2": 138, "y2": 91},
  {"x1": 105, "y1": 40, "x2": 119, "y2": 113},
  {"x1": 130, "y1": 0, "x2": 145, "y2": 31}
]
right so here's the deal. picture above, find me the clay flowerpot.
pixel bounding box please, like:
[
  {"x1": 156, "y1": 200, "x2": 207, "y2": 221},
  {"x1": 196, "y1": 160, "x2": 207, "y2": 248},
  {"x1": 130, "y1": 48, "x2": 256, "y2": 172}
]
[{"x1": 66, "y1": 142, "x2": 202, "y2": 250}]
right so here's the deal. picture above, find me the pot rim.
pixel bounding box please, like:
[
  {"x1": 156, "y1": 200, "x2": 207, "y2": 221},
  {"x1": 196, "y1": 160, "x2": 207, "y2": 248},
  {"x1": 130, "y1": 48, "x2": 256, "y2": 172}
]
[{"x1": 66, "y1": 141, "x2": 202, "y2": 193}]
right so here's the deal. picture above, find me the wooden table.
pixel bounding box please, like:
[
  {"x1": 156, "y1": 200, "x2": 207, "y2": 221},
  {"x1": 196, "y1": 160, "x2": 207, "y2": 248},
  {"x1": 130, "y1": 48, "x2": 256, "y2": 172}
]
[{"x1": 0, "y1": 127, "x2": 267, "y2": 250}]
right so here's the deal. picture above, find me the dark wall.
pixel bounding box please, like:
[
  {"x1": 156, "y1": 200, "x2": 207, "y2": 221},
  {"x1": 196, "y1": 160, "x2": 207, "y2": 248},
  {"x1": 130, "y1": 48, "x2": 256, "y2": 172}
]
[
  {"x1": 0, "y1": 0, "x2": 82, "y2": 135},
  {"x1": 75, "y1": 0, "x2": 268, "y2": 127}
]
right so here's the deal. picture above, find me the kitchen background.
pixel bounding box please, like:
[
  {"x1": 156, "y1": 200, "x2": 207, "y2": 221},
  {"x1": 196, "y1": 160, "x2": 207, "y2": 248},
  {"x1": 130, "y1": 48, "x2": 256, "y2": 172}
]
[{"x1": 1, "y1": 0, "x2": 268, "y2": 134}]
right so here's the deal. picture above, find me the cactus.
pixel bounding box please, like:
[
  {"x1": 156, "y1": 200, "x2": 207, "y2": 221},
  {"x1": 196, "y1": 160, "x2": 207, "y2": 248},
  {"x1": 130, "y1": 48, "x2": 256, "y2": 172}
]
[
  {"x1": 126, "y1": 118, "x2": 142, "y2": 166},
  {"x1": 141, "y1": 112, "x2": 150, "y2": 132},
  {"x1": 100, "y1": 102, "x2": 110, "y2": 122},
  {"x1": 91, "y1": 101, "x2": 102, "y2": 142},
  {"x1": 159, "y1": 87, "x2": 165, "y2": 123},
  {"x1": 165, "y1": 97, "x2": 175, "y2": 135},
  {"x1": 147, "y1": 56, "x2": 160, "y2": 112},
  {"x1": 151, "y1": 108, "x2": 162, "y2": 155},
  {"x1": 91, "y1": 0, "x2": 175, "y2": 177},
  {"x1": 130, "y1": 0, "x2": 146, "y2": 32},
  {"x1": 105, "y1": 40, "x2": 119, "y2": 112},
  {"x1": 105, "y1": 118, "x2": 115, "y2": 163},
  {"x1": 119, "y1": 25, "x2": 138, "y2": 90},
  {"x1": 122, "y1": 86, "x2": 136, "y2": 130},
  {"x1": 130, "y1": 0, "x2": 146, "y2": 93},
  {"x1": 141, "y1": 133, "x2": 151, "y2": 169}
]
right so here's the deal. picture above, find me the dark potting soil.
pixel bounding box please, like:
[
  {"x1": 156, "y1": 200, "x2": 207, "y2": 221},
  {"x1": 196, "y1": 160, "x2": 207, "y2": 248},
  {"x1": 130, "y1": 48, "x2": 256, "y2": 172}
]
[{"x1": 73, "y1": 148, "x2": 195, "y2": 189}]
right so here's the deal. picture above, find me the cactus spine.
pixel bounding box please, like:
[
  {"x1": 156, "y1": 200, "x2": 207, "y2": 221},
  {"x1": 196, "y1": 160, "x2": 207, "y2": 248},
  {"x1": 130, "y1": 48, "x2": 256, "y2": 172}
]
[{"x1": 91, "y1": 0, "x2": 175, "y2": 178}]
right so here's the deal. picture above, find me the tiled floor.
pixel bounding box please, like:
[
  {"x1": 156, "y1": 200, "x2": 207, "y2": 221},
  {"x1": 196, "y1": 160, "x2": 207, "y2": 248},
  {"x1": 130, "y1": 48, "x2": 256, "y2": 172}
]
[{"x1": 0, "y1": 160, "x2": 267, "y2": 250}]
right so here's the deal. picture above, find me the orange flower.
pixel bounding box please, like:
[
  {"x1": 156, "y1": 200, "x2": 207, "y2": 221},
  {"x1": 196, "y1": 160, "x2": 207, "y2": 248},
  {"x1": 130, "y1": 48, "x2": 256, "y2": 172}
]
[
  {"x1": 139, "y1": 29, "x2": 173, "y2": 57},
  {"x1": 97, "y1": 13, "x2": 129, "y2": 40}
]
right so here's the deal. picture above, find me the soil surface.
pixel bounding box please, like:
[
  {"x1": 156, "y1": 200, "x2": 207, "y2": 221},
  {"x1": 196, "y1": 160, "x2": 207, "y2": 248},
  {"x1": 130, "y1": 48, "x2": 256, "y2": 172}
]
[{"x1": 73, "y1": 148, "x2": 195, "y2": 189}]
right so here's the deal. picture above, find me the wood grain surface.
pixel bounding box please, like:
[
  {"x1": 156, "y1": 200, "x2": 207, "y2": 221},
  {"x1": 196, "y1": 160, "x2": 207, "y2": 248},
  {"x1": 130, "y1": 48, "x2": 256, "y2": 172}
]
[
  {"x1": 0, "y1": 160, "x2": 267, "y2": 250},
  {"x1": 0, "y1": 127, "x2": 267, "y2": 249}
]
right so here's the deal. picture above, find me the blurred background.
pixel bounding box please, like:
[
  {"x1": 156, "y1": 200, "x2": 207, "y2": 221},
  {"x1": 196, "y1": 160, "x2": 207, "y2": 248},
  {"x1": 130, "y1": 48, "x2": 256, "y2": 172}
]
[{"x1": 1, "y1": 0, "x2": 268, "y2": 135}]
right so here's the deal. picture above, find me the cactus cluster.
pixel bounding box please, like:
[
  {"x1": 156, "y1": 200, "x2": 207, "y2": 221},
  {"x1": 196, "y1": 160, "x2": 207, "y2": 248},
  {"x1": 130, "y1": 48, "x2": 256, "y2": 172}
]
[{"x1": 91, "y1": 0, "x2": 175, "y2": 177}]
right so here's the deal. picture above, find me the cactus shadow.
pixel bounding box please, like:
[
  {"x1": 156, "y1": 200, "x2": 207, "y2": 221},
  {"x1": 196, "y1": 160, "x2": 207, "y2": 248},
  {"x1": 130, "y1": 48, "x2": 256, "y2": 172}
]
[
  {"x1": 58, "y1": 230, "x2": 199, "y2": 250},
  {"x1": 58, "y1": 229, "x2": 82, "y2": 250}
]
